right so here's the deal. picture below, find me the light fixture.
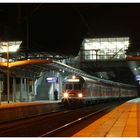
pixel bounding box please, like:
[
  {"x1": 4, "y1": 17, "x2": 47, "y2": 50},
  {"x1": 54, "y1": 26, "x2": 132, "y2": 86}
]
[{"x1": 0, "y1": 41, "x2": 22, "y2": 52}]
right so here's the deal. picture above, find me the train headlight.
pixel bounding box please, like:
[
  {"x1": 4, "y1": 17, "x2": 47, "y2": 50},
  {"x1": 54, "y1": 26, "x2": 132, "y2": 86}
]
[
  {"x1": 63, "y1": 92, "x2": 69, "y2": 98},
  {"x1": 78, "y1": 93, "x2": 83, "y2": 98}
]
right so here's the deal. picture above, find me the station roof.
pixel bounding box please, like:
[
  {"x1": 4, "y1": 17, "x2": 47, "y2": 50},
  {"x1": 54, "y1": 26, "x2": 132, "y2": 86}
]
[
  {"x1": 0, "y1": 59, "x2": 58, "y2": 79},
  {"x1": 0, "y1": 59, "x2": 90, "y2": 79}
]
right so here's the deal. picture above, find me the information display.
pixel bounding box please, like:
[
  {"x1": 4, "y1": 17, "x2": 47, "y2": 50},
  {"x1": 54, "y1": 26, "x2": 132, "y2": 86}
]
[{"x1": 46, "y1": 77, "x2": 58, "y2": 83}]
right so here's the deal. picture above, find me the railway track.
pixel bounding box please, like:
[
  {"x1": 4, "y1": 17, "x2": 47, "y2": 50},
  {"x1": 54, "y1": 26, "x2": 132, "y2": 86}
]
[
  {"x1": 0, "y1": 100, "x2": 125, "y2": 137},
  {"x1": 40, "y1": 105, "x2": 111, "y2": 137}
]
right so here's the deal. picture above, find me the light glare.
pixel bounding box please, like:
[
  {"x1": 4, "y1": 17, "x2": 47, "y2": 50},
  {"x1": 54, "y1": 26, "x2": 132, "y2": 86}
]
[
  {"x1": 63, "y1": 93, "x2": 69, "y2": 98},
  {"x1": 72, "y1": 75, "x2": 76, "y2": 79},
  {"x1": 78, "y1": 93, "x2": 83, "y2": 98},
  {"x1": 0, "y1": 41, "x2": 22, "y2": 52},
  {"x1": 67, "y1": 79, "x2": 79, "y2": 82}
]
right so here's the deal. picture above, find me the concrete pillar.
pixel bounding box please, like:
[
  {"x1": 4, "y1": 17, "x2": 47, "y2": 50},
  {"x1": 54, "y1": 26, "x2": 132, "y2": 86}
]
[
  {"x1": 12, "y1": 77, "x2": 16, "y2": 102},
  {"x1": 20, "y1": 78, "x2": 23, "y2": 102},
  {"x1": 24, "y1": 78, "x2": 27, "y2": 102},
  {"x1": 28, "y1": 79, "x2": 35, "y2": 102},
  {"x1": 27, "y1": 79, "x2": 30, "y2": 102},
  {"x1": 32, "y1": 79, "x2": 35, "y2": 94},
  {"x1": 59, "y1": 74, "x2": 62, "y2": 100}
]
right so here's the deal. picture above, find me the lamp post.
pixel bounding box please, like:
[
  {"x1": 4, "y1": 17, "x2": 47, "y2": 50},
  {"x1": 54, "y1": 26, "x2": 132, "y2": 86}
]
[
  {"x1": 93, "y1": 49, "x2": 100, "y2": 68},
  {"x1": 7, "y1": 43, "x2": 10, "y2": 103},
  {"x1": 0, "y1": 41, "x2": 22, "y2": 103}
]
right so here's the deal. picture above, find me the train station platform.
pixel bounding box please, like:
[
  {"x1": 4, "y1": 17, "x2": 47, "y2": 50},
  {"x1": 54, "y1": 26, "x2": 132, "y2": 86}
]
[
  {"x1": 72, "y1": 98, "x2": 140, "y2": 137},
  {"x1": 0, "y1": 100, "x2": 61, "y2": 124},
  {"x1": 0, "y1": 100, "x2": 61, "y2": 107}
]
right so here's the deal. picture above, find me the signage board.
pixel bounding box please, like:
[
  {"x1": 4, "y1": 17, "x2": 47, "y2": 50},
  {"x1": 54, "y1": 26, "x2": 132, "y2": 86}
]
[
  {"x1": 46, "y1": 77, "x2": 58, "y2": 83},
  {"x1": 136, "y1": 75, "x2": 140, "y2": 81}
]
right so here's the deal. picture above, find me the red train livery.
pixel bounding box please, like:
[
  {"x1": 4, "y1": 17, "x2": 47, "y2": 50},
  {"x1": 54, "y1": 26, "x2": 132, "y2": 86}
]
[{"x1": 61, "y1": 75, "x2": 137, "y2": 105}]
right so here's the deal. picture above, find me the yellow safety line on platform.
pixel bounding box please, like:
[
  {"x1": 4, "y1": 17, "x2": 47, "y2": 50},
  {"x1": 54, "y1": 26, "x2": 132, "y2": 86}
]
[{"x1": 72, "y1": 102, "x2": 137, "y2": 137}]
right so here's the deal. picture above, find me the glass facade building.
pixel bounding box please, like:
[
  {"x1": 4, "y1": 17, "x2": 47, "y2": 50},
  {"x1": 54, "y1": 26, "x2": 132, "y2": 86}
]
[{"x1": 81, "y1": 37, "x2": 129, "y2": 60}]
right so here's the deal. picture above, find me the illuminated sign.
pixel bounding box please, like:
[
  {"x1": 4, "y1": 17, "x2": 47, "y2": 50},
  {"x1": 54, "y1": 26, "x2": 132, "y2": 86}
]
[
  {"x1": 136, "y1": 75, "x2": 140, "y2": 81},
  {"x1": 46, "y1": 77, "x2": 58, "y2": 83},
  {"x1": 67, "y1": 79, "x2": 79, "y2": 82}
]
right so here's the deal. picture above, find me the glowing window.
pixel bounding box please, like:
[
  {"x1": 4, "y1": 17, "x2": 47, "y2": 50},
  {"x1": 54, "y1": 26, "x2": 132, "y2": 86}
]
[{"x1": 82, "y1": 37, "x2": 129, "y2": 60}]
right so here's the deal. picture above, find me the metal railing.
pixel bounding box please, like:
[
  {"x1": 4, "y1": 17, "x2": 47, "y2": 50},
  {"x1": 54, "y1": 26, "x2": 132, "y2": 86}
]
[{"x1": 80, "y1": 49, "x2": 126, "y2": 61}]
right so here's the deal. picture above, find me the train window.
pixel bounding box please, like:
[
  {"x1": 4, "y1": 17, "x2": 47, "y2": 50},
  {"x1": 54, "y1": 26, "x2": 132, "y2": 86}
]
[
  {"x1": 66, "y1": 84, "x2": 73, "y2": 90},
  {"x1": 74, "y1": 84, "x2": 81, "y2": 90}
]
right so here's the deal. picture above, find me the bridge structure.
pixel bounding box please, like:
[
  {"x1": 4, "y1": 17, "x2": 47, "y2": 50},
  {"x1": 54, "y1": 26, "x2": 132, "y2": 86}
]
[{"x1": 66, "y1": 37, "x2": 135, "y2": 84}]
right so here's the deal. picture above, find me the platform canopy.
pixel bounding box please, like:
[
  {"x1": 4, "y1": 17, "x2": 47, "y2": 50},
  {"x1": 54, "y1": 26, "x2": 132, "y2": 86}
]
[
  {"x1": 0, "y1": 59, "x2": 93, "y2": 79},
  {"x1": 0, "y1": 59, "x2": 56, "y2": 79}
]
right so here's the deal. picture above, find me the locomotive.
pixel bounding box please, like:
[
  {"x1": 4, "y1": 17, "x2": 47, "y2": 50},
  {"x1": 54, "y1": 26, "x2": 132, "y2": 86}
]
[{"x1": 61, "y1": 74, "x2": 137, "y2": 105}]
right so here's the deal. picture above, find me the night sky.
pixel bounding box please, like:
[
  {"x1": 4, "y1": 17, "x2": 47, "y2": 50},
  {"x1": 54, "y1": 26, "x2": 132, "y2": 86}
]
[{"x1": 0, "y1": 3, "x2": 140, "y2": 56}]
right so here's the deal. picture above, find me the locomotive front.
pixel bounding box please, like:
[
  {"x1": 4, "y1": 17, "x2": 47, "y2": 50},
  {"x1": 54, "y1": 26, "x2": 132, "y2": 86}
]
[{"x1": 61, "y1": 75, "x2": 85, "y2": 104}]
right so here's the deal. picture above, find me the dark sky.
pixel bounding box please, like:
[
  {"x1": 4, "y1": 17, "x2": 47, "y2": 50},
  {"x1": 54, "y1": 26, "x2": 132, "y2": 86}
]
[{"x1": 0, "y1": 3, "x2": 140, "y2": 56}]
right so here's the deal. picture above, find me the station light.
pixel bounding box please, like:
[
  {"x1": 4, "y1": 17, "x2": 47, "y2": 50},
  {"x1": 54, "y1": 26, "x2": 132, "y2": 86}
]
[
  {"x1": 67, "y1": 79, "x2": 80, "y2": 82},
  {"x1": 72, "y1": 75, "x2": 76, "y2": 79},
  {"x1": 134, "y1": 68, "x2": 137, "y2": 71},
  {"x1": 0, "y1": 41, "x2": 22, "y2": 52},
  {"x1": 66, "y1": 75, "x2": 80, "y2": 82}
]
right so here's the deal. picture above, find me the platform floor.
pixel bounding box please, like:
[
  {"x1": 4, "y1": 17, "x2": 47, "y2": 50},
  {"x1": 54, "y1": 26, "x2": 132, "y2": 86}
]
[
  {"x1": 0, "y1": 100, "x2": 61, "y2": 109},
  {"x1": 0, "y1": 100, "x2": 61, "y2": 123},
  {"x1": 72, "y1": 98, "x2": 140, "y2": 137}
]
